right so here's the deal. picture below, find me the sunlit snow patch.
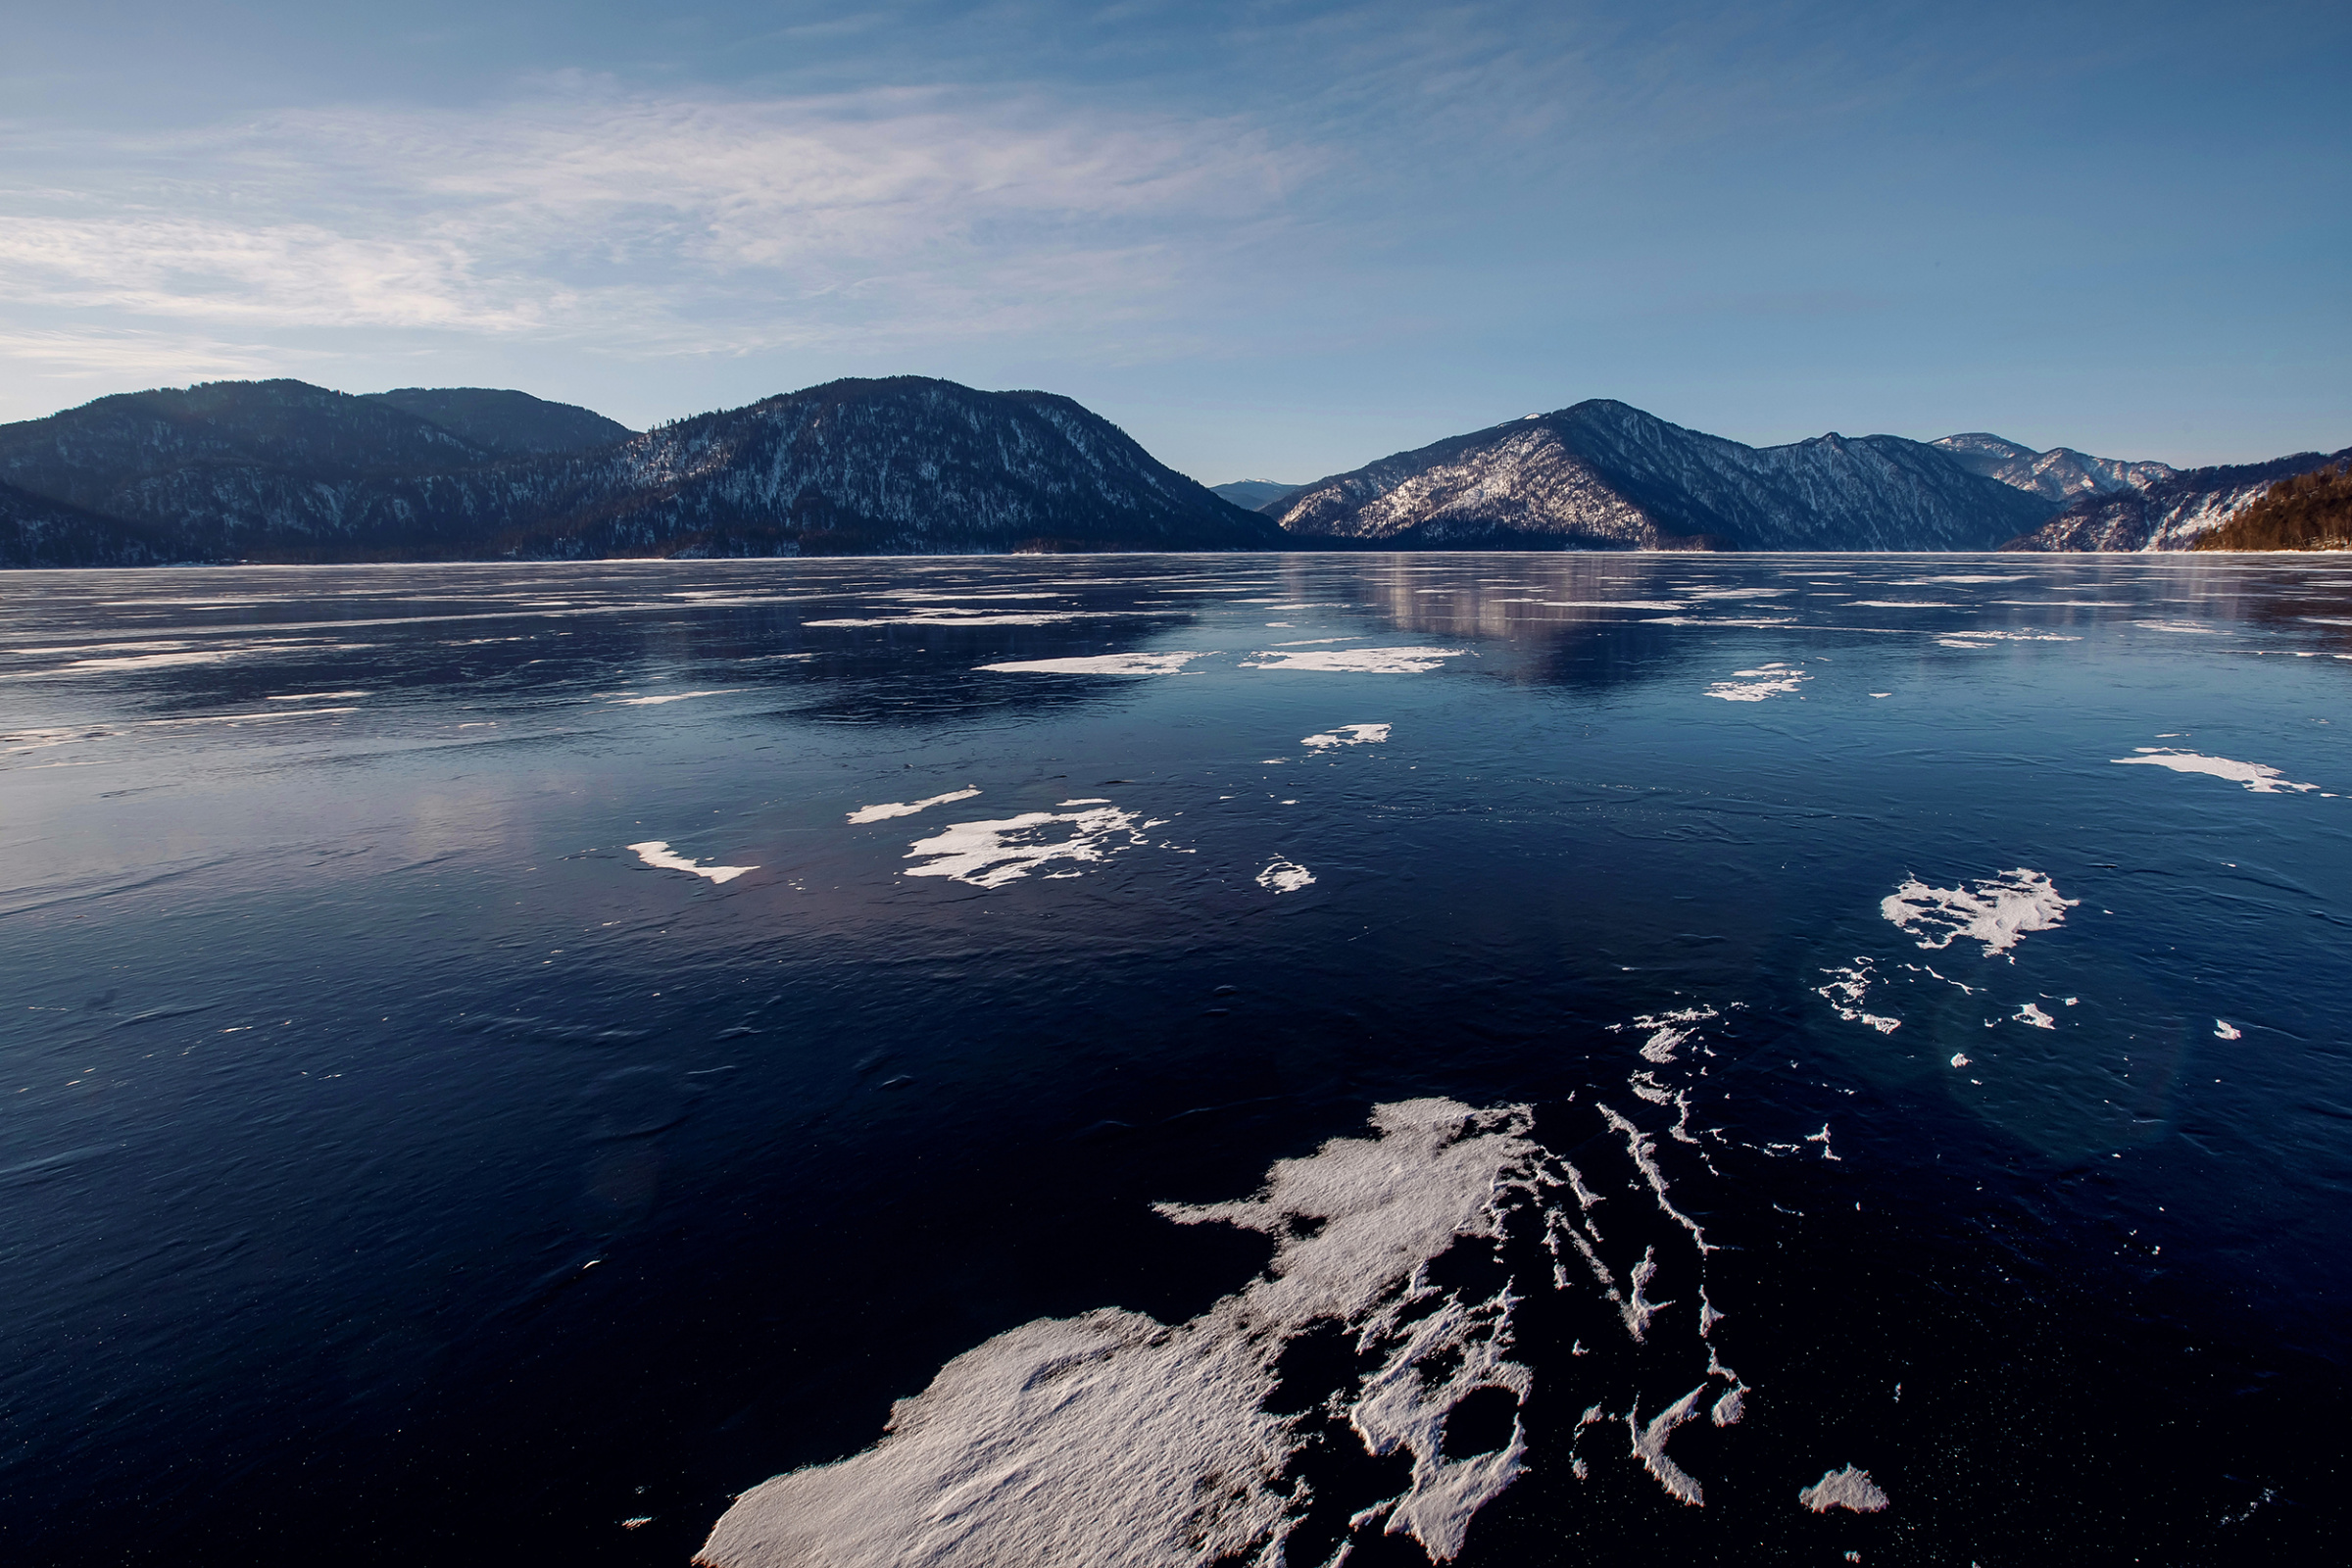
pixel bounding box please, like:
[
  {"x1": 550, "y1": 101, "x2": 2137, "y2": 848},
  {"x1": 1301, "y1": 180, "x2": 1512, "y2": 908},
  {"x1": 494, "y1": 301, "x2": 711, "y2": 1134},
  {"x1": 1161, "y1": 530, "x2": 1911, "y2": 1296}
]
[
  {"x1": 1817, "y1": 961, "x2": 1899, "y2": 1033},
  {"x1": 2215, "y1": 1019, "x2": 2243, "y2": 1041},
  {"x1": 697, "y1": 1101, "x2": 1552, "y2": 1568},
  {"x1": 1243, "y1": 647, "x2": 1466, "y2": 673},
  {"x1": 2111, "y1": 749, "x2": 2318, "y2": 794},
  {"x1": 1799, "y1": 1466, "x2": 1890, "y2": 1514},
  {"x1": 1706, "y1": 663, "x2": 1808, "y2": 702},
  {"x1": 975, "y1": 652, "x2": 1207, "y2": 675},
  {"x1": 1256, "y1": 858, "x2": 1315, "y2": 893},
  {"x1": 1882, "y1": 869, "x2": 2077, "y2": 960},
  {"x1": 847, "y1": 788, "x2": 982, "y2": 824},
  {"x1": 1302, "y1": 722, "x2": 1391, "y2": 749},
  {"x1": 2014, "y1": 1003, "x2": 2055, "y2": 1029},
  {"x1": 626, "y1": 841, "x2": 758, "y2": 884},
  {"x1": 903, "y1": 804, "x2": 1158, "y2": 888}
]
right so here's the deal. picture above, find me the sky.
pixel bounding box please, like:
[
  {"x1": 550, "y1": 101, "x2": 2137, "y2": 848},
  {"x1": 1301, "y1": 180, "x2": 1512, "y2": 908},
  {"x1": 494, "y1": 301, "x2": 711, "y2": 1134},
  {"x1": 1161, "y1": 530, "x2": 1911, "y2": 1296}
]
[{"x1": 2, "y1": 0, "x2": 2346, "y2": 482}]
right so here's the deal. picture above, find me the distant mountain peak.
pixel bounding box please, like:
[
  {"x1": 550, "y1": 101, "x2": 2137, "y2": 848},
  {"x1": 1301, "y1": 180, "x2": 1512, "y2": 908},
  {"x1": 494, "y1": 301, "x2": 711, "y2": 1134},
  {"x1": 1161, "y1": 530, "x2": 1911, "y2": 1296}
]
[{"x1": 1932, "y1": 432, "x2": 2175, "y2": 505}]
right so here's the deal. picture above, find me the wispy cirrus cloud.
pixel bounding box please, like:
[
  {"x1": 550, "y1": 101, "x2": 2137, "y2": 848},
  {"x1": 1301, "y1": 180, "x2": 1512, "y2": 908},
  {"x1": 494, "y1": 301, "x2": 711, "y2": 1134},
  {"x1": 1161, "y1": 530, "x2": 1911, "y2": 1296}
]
[{"x1": 0, "y1": 79, "x2": 1318, "y2": 368}]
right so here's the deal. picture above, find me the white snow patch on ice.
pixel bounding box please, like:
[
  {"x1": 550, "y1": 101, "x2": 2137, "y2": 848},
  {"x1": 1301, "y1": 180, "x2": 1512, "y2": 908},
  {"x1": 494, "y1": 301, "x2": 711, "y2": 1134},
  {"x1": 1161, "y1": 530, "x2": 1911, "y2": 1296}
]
[
  {"x1": 1799, "y1": 1466, "x2": 1890, "y2": 1514},
  {"x1": 1256, "y1": 859, "x2": 1315, "y2": 894},
  {"x1": 626, "y1": 841, "x2": 758, "y2": 884},
  {"x1": 2014, "y1": 1002, "x2": 2056, "y2": 1030},
  {"x1": 1243, "y1": 647, "x2": 1466, "y2": 673},
  {"x1": 697, "y1": 1100, "x2": 1551, "y2": 1568},
  {"x1": 612, "y1": 689, "x2": 733, "y2": 706},
  {"x1": 2112, "y1": 749, "x2": 2317, "y2": 794},
  {"x1": 975, "y1": 652, "x2": 1207, "y2": 675},
  {"x1": 1882, "y1": 869, "x2": 2077, "y2": 959},
  {"x1": 903, "y1": 805, "x2": 1156, "y2": 888},
  {"x1": 1707, "y1": 664, "x2": 1808, "y2": 702},
  {"x1": 1817, "y1": 961, "x2": 1900, "y2": 1033},
  {"x1": 1627, "y1": 1386, "x2": 1710, "y2": 1506},
  {"x1": 2215, "y1": 1019, "x2": 2242, "y2": 1040},
  {"x1": 847, "y1": 788, "x2": 982, "y2": 824},
  {"x1": 1302, "y1": 723, "x2": 1391, "y2": 749}
]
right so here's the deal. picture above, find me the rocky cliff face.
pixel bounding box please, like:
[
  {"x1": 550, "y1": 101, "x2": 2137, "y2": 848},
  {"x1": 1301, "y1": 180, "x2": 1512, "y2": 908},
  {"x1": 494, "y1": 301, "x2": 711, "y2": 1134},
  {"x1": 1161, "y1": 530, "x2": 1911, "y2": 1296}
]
[
  {"x1": 2001, "y1": 447, "x2": 2352, "y2": 552},
  {"x1": 1930, "y1": 433, "x2": 2176, "y2": 505},
  {"x1": 1269, "y1": 400, "x2": 2055, "y2": 551},
  {"x1": 0, "y1": 376, "x2": 1280, "y2": 564}
]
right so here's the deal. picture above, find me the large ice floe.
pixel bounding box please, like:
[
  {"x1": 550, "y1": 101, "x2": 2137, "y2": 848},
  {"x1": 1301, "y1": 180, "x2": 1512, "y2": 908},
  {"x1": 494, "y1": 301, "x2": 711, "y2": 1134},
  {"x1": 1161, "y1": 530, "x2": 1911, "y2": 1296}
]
[
  {"x1": 1300, "y1": 723, "x2": 1390, "y2": 749},
  {"x1": 626, "y1": 841, "x2": 759, "y2": 884},
  {"x1": 847, "y1": 788, "x2": 982, "y2": 825},
  {"x1": 1705, "y1": 663, "x2": 1808, "y2": 702},
  {"x1": 903, "y1": 803, "x2": 1162, "y2": 888},
  {"x1": 701, "y1": 1055, "x2": 1760, "y2": 1567},
  {"x1": 975, "y1": 653, "x2": 1207, "y2": 675},
  {"x1": 1242, "y1": 648, "x2": 1465, "y2": 674},
  {"x1": 2111, "y1": 749, "x2": 2318, "y2": 794},
  {"x1": 1882, "y1": 869, "x2": 2076, "y2": 960}
]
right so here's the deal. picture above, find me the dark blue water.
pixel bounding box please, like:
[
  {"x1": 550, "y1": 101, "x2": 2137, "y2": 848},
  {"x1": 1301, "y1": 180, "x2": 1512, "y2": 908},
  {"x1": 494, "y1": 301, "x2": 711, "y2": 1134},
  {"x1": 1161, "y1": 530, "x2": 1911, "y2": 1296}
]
[{"x1": 4, "y1": 554, "x2": 2348, "y2": 1565}]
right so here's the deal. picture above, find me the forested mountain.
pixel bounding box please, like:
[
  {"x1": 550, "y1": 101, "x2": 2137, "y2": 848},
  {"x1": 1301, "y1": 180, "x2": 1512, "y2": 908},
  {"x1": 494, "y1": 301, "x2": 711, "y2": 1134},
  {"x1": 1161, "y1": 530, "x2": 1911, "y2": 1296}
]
[
  {"x1": 2002, "y1": 447, "x2": 2352, "y2": 551},
  {"x1": 1263, "y1": 400, "x2": 2056, "y2": 550},
  {"x1": 0, "y1": 376, "x2": 1279, "y2": 564},
  {"x1": 2191, "y1": 460, "x2": 2352, "y2": 551},
  {"x1": 362, "y1": 387, "x2": 631, "y2": 455}
]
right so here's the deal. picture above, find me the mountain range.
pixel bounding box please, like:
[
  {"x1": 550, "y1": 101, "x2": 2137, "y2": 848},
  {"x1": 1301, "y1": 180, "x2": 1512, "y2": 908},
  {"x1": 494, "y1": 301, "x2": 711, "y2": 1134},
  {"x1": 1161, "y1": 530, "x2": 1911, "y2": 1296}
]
[{"x1": 1, "y1": 376, "x2": 2338, "y2": 565}]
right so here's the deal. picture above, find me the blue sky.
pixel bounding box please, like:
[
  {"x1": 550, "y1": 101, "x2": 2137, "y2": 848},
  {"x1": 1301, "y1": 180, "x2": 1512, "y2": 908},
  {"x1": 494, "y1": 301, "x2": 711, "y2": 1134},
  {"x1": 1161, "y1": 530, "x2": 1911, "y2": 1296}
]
[{"x1": 2, "y1": 1, "x2": 2344, "y2": 480}]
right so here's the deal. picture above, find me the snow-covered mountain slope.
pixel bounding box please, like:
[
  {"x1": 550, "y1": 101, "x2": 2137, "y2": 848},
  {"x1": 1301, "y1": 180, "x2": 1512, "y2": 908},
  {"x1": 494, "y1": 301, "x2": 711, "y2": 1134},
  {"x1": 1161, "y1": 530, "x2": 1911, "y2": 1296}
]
[
  {"x1": 1931, "y1": 433, "x2": 2176, "y2": 505},
  {"x1": 1268, "y1": 401, "x2": 2056, "y2": 551},
  {"x1": 2002, "y1": 447, "x2": 2352, "y2": 552},
  {"x1": 1209, "y1": 479, "x2": 1302, "y2": 511},
  {"x1": 0, "y1": 377, "x2": 1281, "y2": 563}
]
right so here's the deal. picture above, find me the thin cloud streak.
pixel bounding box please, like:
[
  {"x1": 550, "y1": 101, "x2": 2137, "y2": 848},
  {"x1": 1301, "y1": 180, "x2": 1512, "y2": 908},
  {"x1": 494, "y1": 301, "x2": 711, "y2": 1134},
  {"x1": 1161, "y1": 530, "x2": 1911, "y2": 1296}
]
[{"x1": 0, "y1": 81, "x2": 1321, "y2": 367}]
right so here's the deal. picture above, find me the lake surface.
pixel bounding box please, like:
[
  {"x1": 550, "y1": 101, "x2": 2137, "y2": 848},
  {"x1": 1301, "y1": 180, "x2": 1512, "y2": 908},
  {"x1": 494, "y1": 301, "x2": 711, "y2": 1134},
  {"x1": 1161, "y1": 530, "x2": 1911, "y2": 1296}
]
[{"x1": 4, "y1": 553, "x2": 2349, "y2": 1565}]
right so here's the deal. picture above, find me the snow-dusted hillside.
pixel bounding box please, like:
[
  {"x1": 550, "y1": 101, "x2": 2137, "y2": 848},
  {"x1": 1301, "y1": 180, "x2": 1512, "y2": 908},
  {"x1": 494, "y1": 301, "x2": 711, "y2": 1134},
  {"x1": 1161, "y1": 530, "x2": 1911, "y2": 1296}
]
[
  {"x1": 2002, "y1": 447, "x2": 2352, "y2": 551},
  {"x1": 1931, "y1": 433, "x2": 2176, "y2": 505},
  {"x1": 1269, "y1": 401, "x2": 2056, "y2": 550}
]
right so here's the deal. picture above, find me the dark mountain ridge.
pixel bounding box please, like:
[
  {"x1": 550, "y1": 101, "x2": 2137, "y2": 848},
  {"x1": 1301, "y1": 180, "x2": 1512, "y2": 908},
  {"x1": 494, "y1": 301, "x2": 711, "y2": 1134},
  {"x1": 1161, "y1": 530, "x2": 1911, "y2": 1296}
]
[
  {"x1": 0, "y1": 376, "x2": 1280, "y2": 565},
  {"x1": 1266, "y1": 400, "x2": 2058, "y2": 551},
  {"x1": 362, "y1": 387, "x2": 631, "y2": 456}
]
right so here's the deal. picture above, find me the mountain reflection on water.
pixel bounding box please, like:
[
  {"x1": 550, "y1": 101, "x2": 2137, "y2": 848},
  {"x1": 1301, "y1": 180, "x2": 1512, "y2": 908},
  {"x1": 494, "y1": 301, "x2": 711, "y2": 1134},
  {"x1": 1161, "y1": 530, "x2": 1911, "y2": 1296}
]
[{"x1": 2, "y1": 553, "x2": 2348, "y2": 1566}]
